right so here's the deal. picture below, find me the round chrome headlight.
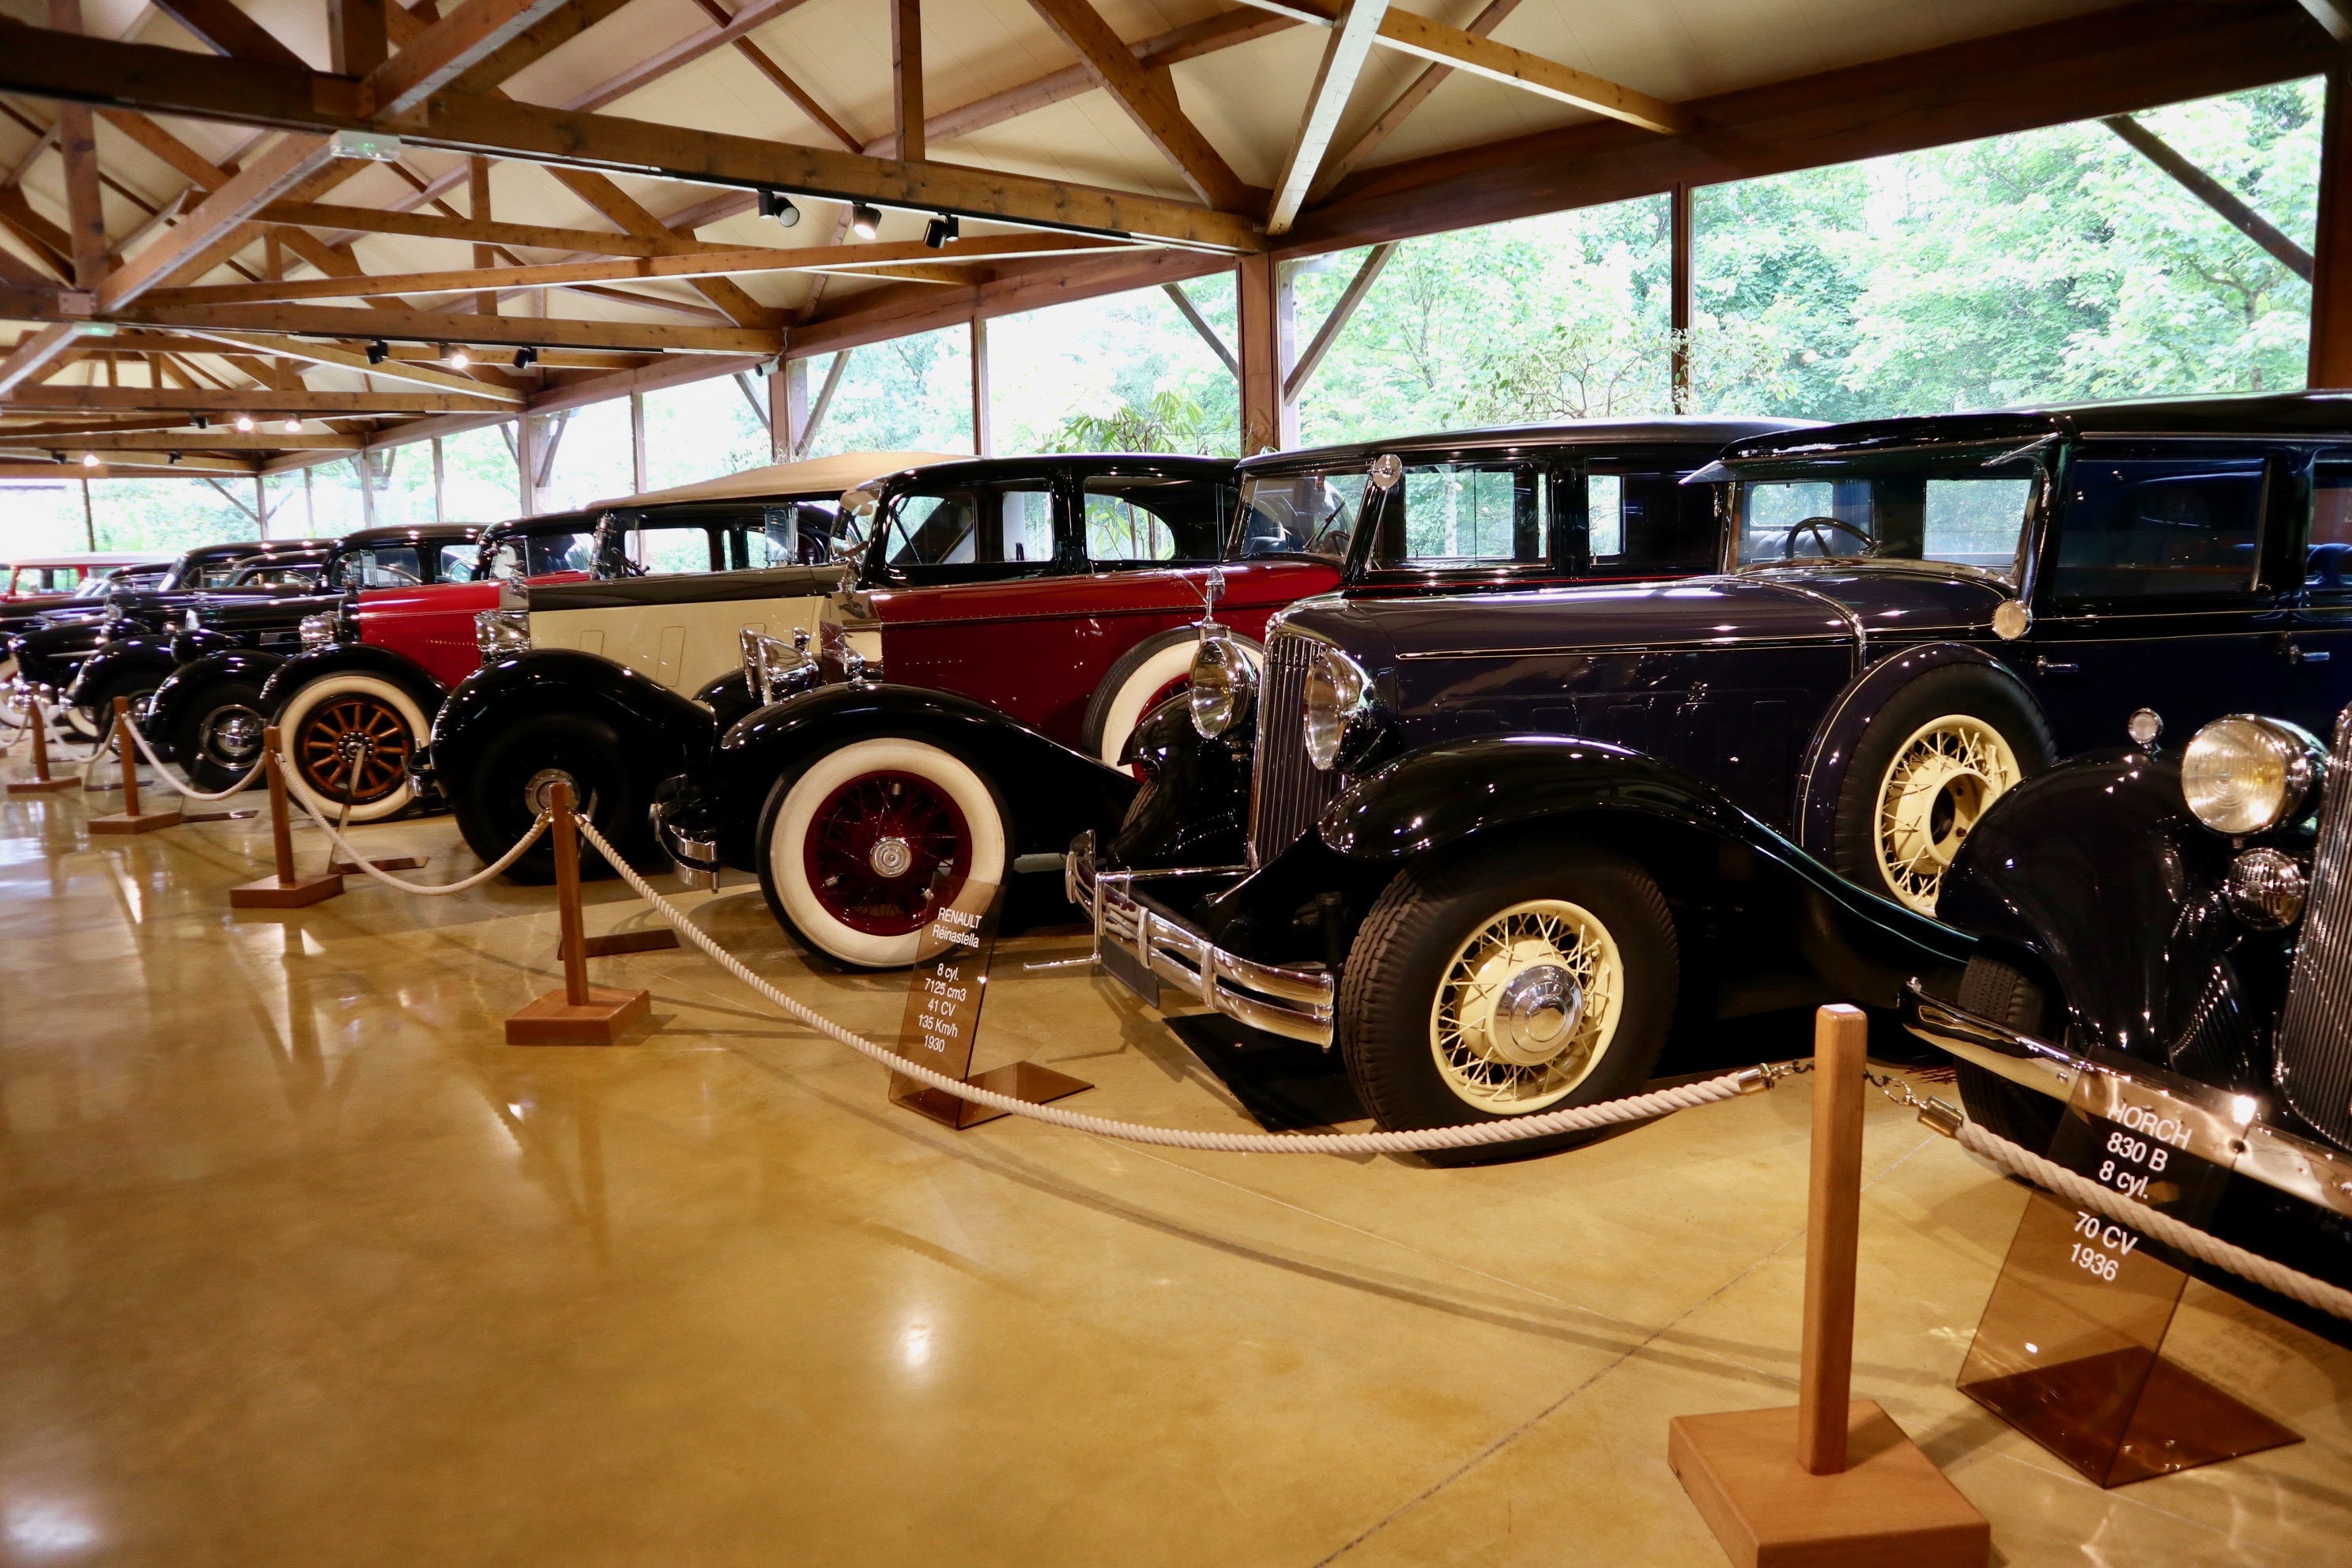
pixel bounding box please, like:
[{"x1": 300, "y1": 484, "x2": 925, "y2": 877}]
[
  {"x1": 2226, "y1": 847, "x2": 2307, "y2": 929},
  {"x1": 1188, "y1": 632, "x2": 1254, "y2": 740},
  {"x1": 298, "y1": 612, "x2": 337, "y2": 650},
  {"x1": 2180, "y1": 716, "x2": 2324, "y2": 835},
  {"x1": 1302, "y1": 644, "x2": 1370, "y2": 771}
]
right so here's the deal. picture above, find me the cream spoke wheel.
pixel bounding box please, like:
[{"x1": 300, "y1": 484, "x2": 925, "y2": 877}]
[
  {"x1": 1428, "y1": 898, "x2": 1624, "y2": 1113},
  {"x1": 1872, "y1": 713, "x2": 2021, "y2": 914}
]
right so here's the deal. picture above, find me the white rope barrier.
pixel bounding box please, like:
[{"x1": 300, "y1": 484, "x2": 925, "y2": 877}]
[
  {"x1": 120, "y1": 715, "x2": 262, "y2": 802},
  {"x1": 572, "y1": 813, "x2": 1758, "y2": 1155},
  {"x1": 290, "y1": 788, "x2": 551, "y2": 895},
  {"x1": 1955, "y1": 1121, "x2": 2352, "y2": 1322}
]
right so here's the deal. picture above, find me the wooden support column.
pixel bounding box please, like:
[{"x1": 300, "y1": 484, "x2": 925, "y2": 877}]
[
  {"x1": 332, "y1": 0, "x2": 388, "y2": 76},
  {"x1": 893, "y1": 0, "x2": 925, "y2": 164},
  {"x1": 1236, "y1": 254, "x2": 1294, "y2": 454},
  {"x1": 797, "y1": 350, "x2": 850, "y2": 458},
  {"x1": 47, "y1": 0, "x2": 105, "y2": 289},
  {"x1": 2314, "y1": 64, "x2": 2352, "y2": 390},
  {"x1": 515, "y1": 413, "x2": 537, "y2": 514},
  {"x1": 630, "y1": 390, "x2": 648, "y2": 491},
  {"x1": 767, "y1": 360, "x2": 797, "y2": 461},
  {"x1": 1671, "y1": 183, "x2": 1693, "y2": 410},
  {"x1": 469, "y1": 157, "x2": 497, "y2": 317},
  {"x1": 432, "y1": 436, "x2": 446, "y2": 522},
  {"x1": 970, "y1": 316, "x2": 991, "y2": 455}
]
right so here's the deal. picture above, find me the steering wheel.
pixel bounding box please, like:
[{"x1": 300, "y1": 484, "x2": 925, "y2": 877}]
[{"x1": 1781, "y1": 515, "x2": 1877, "y2": 560}]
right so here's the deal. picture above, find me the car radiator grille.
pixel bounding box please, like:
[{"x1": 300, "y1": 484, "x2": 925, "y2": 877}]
[
  {"x1": 1249, "y1": 632, "x2": 1341, "y2": 866},
  {"x1": 2276, "y1": 700, "x2": 2352, "y2": 1148}
]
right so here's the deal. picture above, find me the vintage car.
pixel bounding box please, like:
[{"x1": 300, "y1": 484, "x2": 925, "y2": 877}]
[
  {"x1": 653, "y1": 418, "x2": 1804, "y2": 971},
  {"x1": 0, "y1": 558, "x2": 174, "y2": 652},
  {"x1": 145, "y1": 522, "x2": 557, "y2": 804},
  {"x1": 426, "y1": 451, "x2": 961, "y2": 876},
  {"x1": 1068, "y1": 391, "x2": 2352, "y2": 1144},
  {"x1": 8, "y1": 539, "x2": 333, "y2": 731}
]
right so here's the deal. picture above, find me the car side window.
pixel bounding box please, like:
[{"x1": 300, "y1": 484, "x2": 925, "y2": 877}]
[
  {"x1": 884, "y1": 488, "x2": 985, "y2": 566},
  {"x1": 2309, "y1": 458, "x2": 2352, "y2": 597},
  {"x1": 998, "y1": 485, "x2": 1055, "y2": 564},
  {"x1": 1231, "y1": 470, "x2": 1363, "y2": 561},
  {"x1": 1081, "y1": 477, "x2": 1220, "y2": 565},
  {"x1": 436, "y1": 545, "x2": 477, "y2": 583},
  {"x1": 1588, "y1": 469, "x2": 1719, "y2": 573},
  {"x1": 627, "y1": 522, "x2": 721, "y2": 575},
  {"x1": 1376, "y1": 463, "x2": 1544, "y2": 568},
  {"x1": 2050, "y1": 446, "x2": 2267, "y2": 603}
]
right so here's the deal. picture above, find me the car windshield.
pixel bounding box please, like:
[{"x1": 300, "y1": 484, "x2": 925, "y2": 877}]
[
  {"x1": 488, "y1": 531, "x2": 591, "y2": 579},
  {"x1": 1228, "y1": 468, "x2": 1367, "y2": 561},
  {"x1": 1731, "y1": 446, "x2": 2041, "y2": 579}
]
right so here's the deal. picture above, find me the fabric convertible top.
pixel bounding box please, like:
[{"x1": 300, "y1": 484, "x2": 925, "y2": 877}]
[{"x1": 588, "y1": 450, "x2": 965, "y2": 511}]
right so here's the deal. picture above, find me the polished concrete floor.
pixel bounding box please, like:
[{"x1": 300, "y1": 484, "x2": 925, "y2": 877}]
[{"x1": 2, "y1": 761, "x2": 2349, "y2": 1567}]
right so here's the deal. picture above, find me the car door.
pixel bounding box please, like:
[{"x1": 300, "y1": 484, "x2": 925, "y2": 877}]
[
  {"x1": 2286, "y1": 450, "x2": 2352, "y2": 737},
  {"x1": 2019, "y1": 440, "x2": 2290, "y2": 754}
]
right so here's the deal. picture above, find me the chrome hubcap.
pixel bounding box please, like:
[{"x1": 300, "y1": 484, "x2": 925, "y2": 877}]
[
  {"x1": 523, "y1": 767, "x2": 579, "y2": 814},
  {"x1": 868, "y1": 835, "x2": 914, "y2": 878},
  {"x1": 1490, "y1": 963, "x2": 1584, "y2": 1067},
  {"x1": 204, "y1": 707, "x2": 264, "y2": 763}
]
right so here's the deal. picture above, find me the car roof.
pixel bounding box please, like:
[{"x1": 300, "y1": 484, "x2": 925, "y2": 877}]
[
  {"x1": 1238, "y1": 416, "x2": 1821, "y2": 474},
  {"x1": 870, "y1": 453, "x2": 1237, "y2": 488},
  {"x1": 330, "y1": 524, "x2": 483, "y2": 548},
  {"x1": 4, "y1": 552, "x2": 177, "y2": 569},
  {"x1": 1722, "y1": 390, "x2": 2352, "y2": 462},
  {"x1": 591, "y1": 450, "x2": 970, "y2": 509}
]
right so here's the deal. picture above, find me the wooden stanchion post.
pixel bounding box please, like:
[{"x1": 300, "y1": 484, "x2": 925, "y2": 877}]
[
  {"x1": 506, "y1": 780, "x2": 650, "y2": 1045},
  {"x1": 1667, "y1": 1004, "x2": 1988, "y2": 1568},
  {"x1": 89, "y1": 695, "x2": 177, "y2": 833},
  {"x1": 229, "y1": 726, "x2": 344, "y2": 907},
  {"x1": 8, "y1": 686, "x2": 74, "y2": 793}
]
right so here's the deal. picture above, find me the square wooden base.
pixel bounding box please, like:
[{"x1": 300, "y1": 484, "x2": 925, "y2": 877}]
[
  {"x1": 230, "y1": 872, "x2": 345, "y2": 908},
  {"x1": 1668, "y1": 1401, "x2": 1988, "y2": 1568},
  {"x1": 505, "y1": 986, "x2": 651, "y2": 1045},
  {"x1": 89, "y1": 809, "x2": 179, "y2": 835},
  {"x1": 330, "y1": 855, "x2": 427, "y2": 874},
  {"x1": 560, "y1": 928, "x2": 680, "y2": 960},
  {"x1": 891, "y1": 1059, "x2": 1093, "y2": 1129},
  {"x1": 6, "y1": 775, "x2": 76, "y2": 793}
]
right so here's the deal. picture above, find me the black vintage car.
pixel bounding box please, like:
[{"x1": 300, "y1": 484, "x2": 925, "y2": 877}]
[
  {"x1": 651, "y1": 420, "x2": 1803, "y2": 971},
  {"x1": 1074, "y1": 391, "x2": 2352, "y2": 1144}
]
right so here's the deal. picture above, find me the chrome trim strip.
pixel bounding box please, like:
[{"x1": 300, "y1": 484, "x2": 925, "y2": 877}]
[
  {"x1": 1068, "y1": 839, "x2": 1336, "y2": 1047},
  {"x1": 1394, "y1": 634, "x2": 1853, "y2": 660},
  {"x1": 2275, "y1": 699, "x2": 2352, "y2": 1147}
]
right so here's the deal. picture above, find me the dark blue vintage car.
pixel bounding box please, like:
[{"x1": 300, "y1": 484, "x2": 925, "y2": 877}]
[{"x1": 1078, "y1": 390, "x2": 2352, "y2": 1146}]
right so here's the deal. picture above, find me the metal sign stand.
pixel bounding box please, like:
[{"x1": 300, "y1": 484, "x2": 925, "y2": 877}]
[{"x1": 891, "y1": 884, "x2": 1090, "y2": 1129}]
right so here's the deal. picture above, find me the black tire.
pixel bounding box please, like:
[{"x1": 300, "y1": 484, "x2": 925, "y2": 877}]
[
  {"x1": 1337, "y1": 835, "x2": 1678, "y2": 1164},
  {"x1": 452, "y1": 713, "x2": 646, "y2": 884},
  {"x1": 1951, "y1": 952, "x2": 2064, "y2": 1157},
  {"x1": 1830, "y1": 665, "x2": 2056, "y2": 914},
  {"x1": 171, "y1": 677, "x2": 268, "y2": 791},
  {"x1": 79, "y1": 669, "x2": 164, "y2": 741}
]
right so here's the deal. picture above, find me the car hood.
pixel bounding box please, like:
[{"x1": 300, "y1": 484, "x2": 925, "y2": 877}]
[{"x1": 1273, "y1": 568, "x2": 2009, "y2": 667}]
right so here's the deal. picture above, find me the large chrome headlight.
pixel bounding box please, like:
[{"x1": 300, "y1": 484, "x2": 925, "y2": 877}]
[
  {"x1": 473, "y1": 608, "x2": 531, "y2": 661},
  {"x1": 1189, "y1": 629, "x2": 1255, "y2": 740},
  {"x1": 298, "y1": 612, "x2": 337, "y2": 650},
  {"x1": 1302, "y1": 644, "x2": 1370, "y2": 771},
  {"x1": 2181, "y1": 715, "x2": 2323, "y2": 835},
  {"x1": 741, "y1": 626, "x2": 814, "y2": 706}
]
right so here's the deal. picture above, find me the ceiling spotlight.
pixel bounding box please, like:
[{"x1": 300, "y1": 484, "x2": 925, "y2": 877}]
[
  {"x1": 80, "y1": 452, "x2": 98, "y2": 469},
  {"x1": 49, "y1": 450, "x2": 62, "y2": 464},
  {"x1": 167, "y1": 451, "x2": 181, "y2": 466},
  {"x1": 512, "y1": 345, "x2": 538, "y2": 370},
  {"x1": 923, "y1": 213, "x2": 959, "y2": 250},
  {"x1": 850, "y1": 202, "x2": 881, "y2": 240},
  {"x1": 283, "y1": 416, "x2": 302, "y2": 433},
  {"x1": 756, "y1": 187, "x2": 801, "y2": 228},
  {"x1": 233, "y1": 413, "x2": 255, "y2": 433},
  {"x1": 192, "y1": 414, "x2": 209, "y2": 430},
  {"x1": 443, "y1": 345, "x2": 471, "y2": 370},
  {"x1": 365, "y1": 338, "x2": 390, "y2": 365}
]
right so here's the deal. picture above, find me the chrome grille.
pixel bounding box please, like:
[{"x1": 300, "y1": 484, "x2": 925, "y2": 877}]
[
  {"x1": 2276, "y1": 700, "x2": 2352, "y2": 1148},
  {"x1": 1248, "y1": 631, "x2": 1341, "y2": 865}
]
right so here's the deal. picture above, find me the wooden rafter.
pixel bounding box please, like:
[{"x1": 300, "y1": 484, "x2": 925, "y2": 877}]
[
  {"x1": 447, "y1": 0, "x2": 639, "y2": 96},
  {"x1": 168, "y1": 331, "x2": 526, "y2": 401},
  {"x1": 559, "y1": 0, "x2": 819, "y2": 112},
  {"x1": 682, "y1": 0, "x2": 860, "y2": 152},
  {"x1": 257, "y1": 200, "x2": 760, "y2": 258},
  {"x1": 0, "y1": 324, "x2": 91, "y2": 393},
  {"x1": 892, "y1": 0, "x2": 923, "y2": 163},
  {"x1": 1023, "y1": 0, "x2": 1253, "y2": 211},
  {"x1": 96, "y1": 134, "x2": 338, "y2": 311},
  {"x1": 1311, "y1": 0, "x2": 1521, "y2": 201},
  {"x1": 0, "y1": 386, "x2": 533, "y2": 411},
  {"x1": 547, "y1": 167, "x2": 787, "y2": 326},
  {"x1": 105, "y1": 300, "x2": 782, "y2": 355},
  {"x1": 366, "y1": 0, "x2": 579, "y2": 119},
  {"x1": 2298, "y1": 0, "x2": 2352, "y2": 43},
  {"x1": 150, "y1": 0, "x2": 308, "y2": 66},
  {"x1": 1266, "y1": 0, "x2": 1385, "y2": 236}
]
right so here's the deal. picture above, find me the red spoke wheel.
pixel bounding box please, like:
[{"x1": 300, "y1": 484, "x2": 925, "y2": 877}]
[
  {"x1": 761, "y1": 737, "x2": 1008, "y2": 971},
  {"x1": 276, "y1": 676, "x2": 430, "y2": 824}
]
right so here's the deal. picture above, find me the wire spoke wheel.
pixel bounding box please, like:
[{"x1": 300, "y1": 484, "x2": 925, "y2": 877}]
[
  {"x1": 803, "y1": 770, "x2": 971, "y2": 937},
  {"x1": 1872, "y1": 713, "x2": 2022, "y2": 914},
  {"x1": 294, "y1": 693, "x2": 414, "y2": 806},
  {"x1": 1429, "y1": 898, "x2": 1624, "y2": 1114}
]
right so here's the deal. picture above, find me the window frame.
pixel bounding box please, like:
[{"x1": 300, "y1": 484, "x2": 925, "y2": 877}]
[
  {"x1": 2036, "y1": 438, "x2": 2282, "y2": 618},
  {"x1": 1344, "y1": 453, "x2": 1570, "y2": 584}
]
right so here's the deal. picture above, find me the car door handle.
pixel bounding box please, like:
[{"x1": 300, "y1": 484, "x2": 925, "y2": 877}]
[
  {"x1": 2284, "y1": 642, "x2": 2332, "y2": 665},
  {"x1": 2034, "y1": 655, "x2": 2080, "y2": 677}
]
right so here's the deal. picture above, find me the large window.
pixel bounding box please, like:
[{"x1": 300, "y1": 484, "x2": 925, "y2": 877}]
[
  {"x1": 2049, "y1": 447, "x2": 2267, "y2": 601},
  {"x1": 988, "y1": 279, "x2": 1238, "y2": 458},
  {"x1": 643, "y1": 376, "x2": 770, "y2": 492},
  {"x1": 798, "y1": 328, "x2": 973, "y2": 461},
  {"x1": 538, "y1": 399, "x2": 636, "y2": 511}
]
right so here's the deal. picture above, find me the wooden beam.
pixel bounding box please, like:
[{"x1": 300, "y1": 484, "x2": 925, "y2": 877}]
[
  {"x1": 168, "y1": 330, "x2": 526, "y2": 400},
  {"x1": 47, "y1": 0, "x2": 106, "y2": 289},
  {"x1": 1267, "y1": 0, "x2": 1384, "y2": 236},
  {"x1": 0, "y1": 385, "x2": 516, "y2": 413},
  {"x1": 1236, "y1": 253, "x2": 1284, "y2": 453},
  {"x1": 447, "y1": 0, "x2": 639, "y2": 96},
  {"x1": 969, "y1": 314, "x2": 988, "y2": 454},
  {"x1": 469, "y1": 154, "x2": 496, "y2": 315},
  {"x1": 259, "y1": 199, "x2": 739, "y2": 257},
  {"x1": 1366, "y1": 9, "x2": 1688, "y2": 134},
  {"x1": 367, "y1": 0, "x2": 578, "y2": 119},
  {"x1": 1163, "y1": 281, "x2": 1234, "y2": 375},
  {"x1": 2299, "y1": 0, "x2": 2352, "y2": 43},
  {"x1": 141, "y1": 232, "x2": 1130, "y2": 303},
  {"x1": 1298, "y1": 1, "x2": 2330, "y2": 255},
  {"x1": 149, "y1": 0, "x2": 308, "y2": 67},
  {"x1": 112, "y1": 300, "x2": 782, "y2": 354},
  {"x1": 8, "y1": 429, "x2": 364, "y2": 449},
  {"x1": 682, "y1": 0, "x2": 860, "y2": 152},
  {"x1": 97, "y1": 134, "x2": 337, "y2": 311},
  {"x1": 1023, "y1": 0, "x2": 1253, "y2": 210},
  {"x1": 2102, "y1": 114, "x2": 2312, "y2": 281},
  {"x1": 2315, "y1": 62, "x2": 2352, "y2": 388},
  {"x1": 1310, "y1": 0, "x2": 1520, "y2": 200},
  {"x1": 1283, "y1": 241, "x2": 1389, "y2": 398},
  {"x1": 524, "y1": 348, "x2": 767, "y2": 414},
  {"x1": 557, "y1": 0, "x2": 819, "y2": 112},
  {"x1": 795, "y1": 345, "x2": 846, "y2": 457},
  {"x1": 0, "y1": 24, "x2": 1266, "y2": 251},
  {"x1": 892, "y1": 0, "x2": 923, "y2": 163},
  {"x1": 546, "y1": 166, "x2": 786, "y2": 326},
  {"x1": 0, "y1": 322, "x2": 84, "y2": 392},
  {"x1": 863, "y1": 8, "x2": 1298, "y2": 157},
  {"x1": 333, "y1": 0, "x2": 390, "y2": 76},
  {"x1": 1669, "y1": 183, "x2": 1690, "y2": 409}
]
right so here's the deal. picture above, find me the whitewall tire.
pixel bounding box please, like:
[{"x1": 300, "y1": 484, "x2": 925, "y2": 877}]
[{"x1": 277, "y1": 674, "x2": 428, "y2": 824}]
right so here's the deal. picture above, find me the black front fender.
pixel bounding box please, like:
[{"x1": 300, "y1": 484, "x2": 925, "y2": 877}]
[
  {"x1": 432, "y1": 648, "x2": 715, "y2": 786},
  {"x1": 149, "y1": 650, "x2": 289, "y2": 748},
  {"x1": 706, "y1": 682, "x2": 1137, "y2": 869},
  {"x1": 66, "y1": 636, "x2": 178, "y2": 703},
  {"x1": 259, "y1": 643, "x2": 449, "y2": 720}
]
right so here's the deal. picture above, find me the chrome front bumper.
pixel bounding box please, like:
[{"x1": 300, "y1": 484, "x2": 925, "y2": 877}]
[
  {"x1": 1067, "y1": 831, "x2": 1335, "y2": 1046},
  {"x1": 1901, "y1": 980, "x2": 2352, "y2": 1222}
]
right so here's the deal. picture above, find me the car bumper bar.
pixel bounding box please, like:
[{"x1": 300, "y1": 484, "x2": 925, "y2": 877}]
[{"x1": 1068, "y1": 831, "x2": 1334, "y2": 1047}]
